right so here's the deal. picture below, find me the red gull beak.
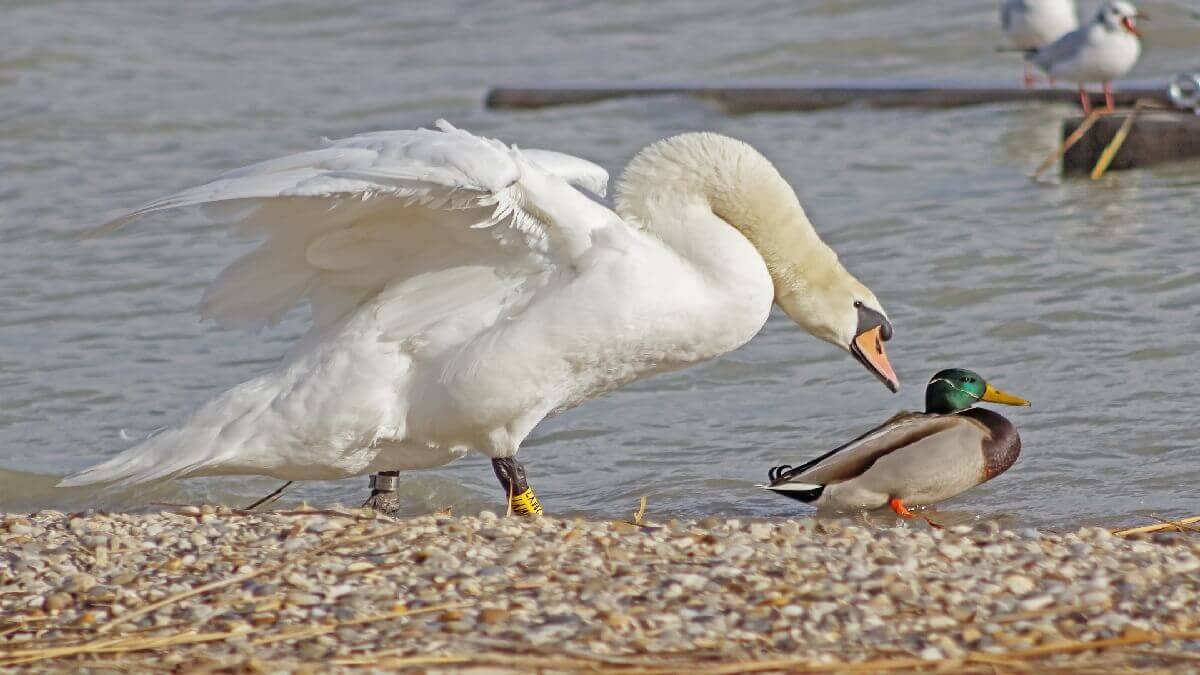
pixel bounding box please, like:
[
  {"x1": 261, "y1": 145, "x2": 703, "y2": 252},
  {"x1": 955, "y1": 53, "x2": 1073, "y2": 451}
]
[{"x1": 1121, "y1": 15, "x2": 1143, "y2": 37}]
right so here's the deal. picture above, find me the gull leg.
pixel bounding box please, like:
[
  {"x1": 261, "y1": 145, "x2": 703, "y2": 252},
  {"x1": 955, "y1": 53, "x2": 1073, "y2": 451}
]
[
  {"x1": 362, "y1": 471, "x2": 403, "y2": 516},
  {"x1": 1102, "y1": 82, "x2": 1116, "y2": 113},
  {"x1": 1079, "y1": 87, "x2": 1092, "y2": 115},
  {"x1": 491, "y1": 457, "x2": 543, "y2": 517},
  {"x1": 1023, "y1": 63, "x2": 1036, "y2": 89}
]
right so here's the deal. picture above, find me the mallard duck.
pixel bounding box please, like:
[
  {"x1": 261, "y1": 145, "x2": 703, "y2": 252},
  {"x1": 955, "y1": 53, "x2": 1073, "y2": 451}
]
[{"x1": 764, "y1": 369, "x2": 1029, "y2": 518}]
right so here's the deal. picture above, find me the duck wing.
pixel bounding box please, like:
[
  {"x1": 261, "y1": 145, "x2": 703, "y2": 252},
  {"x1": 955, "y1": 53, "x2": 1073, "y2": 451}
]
[{"x1": 767, "y1": 412, "x2": 961, "y2": 488}]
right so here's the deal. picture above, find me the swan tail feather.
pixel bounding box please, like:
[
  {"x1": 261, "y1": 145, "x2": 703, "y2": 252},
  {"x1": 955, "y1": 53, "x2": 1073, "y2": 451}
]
[{"x1": 57, "y1": 428, "x2": 214, "y2": 488}]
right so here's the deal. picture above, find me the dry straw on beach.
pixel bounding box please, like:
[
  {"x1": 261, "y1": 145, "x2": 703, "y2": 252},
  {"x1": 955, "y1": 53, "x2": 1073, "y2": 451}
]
[{"x1": 1, "y1": 506, "x2": 1198, "y2": 672}]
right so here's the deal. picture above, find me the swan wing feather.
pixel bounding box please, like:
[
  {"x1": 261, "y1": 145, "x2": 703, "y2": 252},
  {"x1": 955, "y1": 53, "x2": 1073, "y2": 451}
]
[{"x1": 93, "y1": 120, "x2": 618, "y2": 333}]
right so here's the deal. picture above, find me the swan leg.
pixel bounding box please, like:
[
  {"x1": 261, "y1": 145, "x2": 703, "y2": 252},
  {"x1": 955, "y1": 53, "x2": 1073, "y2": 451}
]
[
  {"x1": 491, "y1": 457, "x2": 543, "y2": 516},
  {"x1": 362, "y1": 471, "x2": 404, "y2": 516}
]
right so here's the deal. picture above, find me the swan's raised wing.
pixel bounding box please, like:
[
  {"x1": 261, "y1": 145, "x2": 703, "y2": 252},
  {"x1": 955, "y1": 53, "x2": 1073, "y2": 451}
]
[
  {"x1": 767, "y1": 412, "x2": 961, "y2": 487},
  {"x1": 97, "y1": 120, "x2": 621, "y2": 333}
]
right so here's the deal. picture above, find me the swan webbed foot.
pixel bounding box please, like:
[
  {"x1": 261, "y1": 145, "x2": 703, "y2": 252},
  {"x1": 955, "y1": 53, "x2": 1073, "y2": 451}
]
[
  {"x1": 362, "y1": 471, "x2": 404, "y2": 517},
  {"x1": 491, "y1": 457, "x2": 543, "y2": 517}
]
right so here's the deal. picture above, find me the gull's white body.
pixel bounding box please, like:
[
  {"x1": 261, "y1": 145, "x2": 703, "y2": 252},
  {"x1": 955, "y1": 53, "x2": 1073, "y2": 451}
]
[
  {"x1": 1001, "y1": 0, "x2": 1078, "y2": 50},
  {"x1": 1030, "y1": 2, "x2": 1141, "y2": 85},
  {"x1": 63, "y1": 122, "x2": 885, "y2": 488}
]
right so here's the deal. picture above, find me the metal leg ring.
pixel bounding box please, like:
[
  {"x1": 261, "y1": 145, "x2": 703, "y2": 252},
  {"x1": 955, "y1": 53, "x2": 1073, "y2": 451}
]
[{"x1": 369, "y1": 472, "x2": 400, "y2": 493}]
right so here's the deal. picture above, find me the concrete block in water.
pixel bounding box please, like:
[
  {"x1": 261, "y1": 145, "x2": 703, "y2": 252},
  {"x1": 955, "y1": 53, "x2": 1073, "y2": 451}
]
[{"x1": 1062, "y1": 111, "x2": 1200, "y2": 175}]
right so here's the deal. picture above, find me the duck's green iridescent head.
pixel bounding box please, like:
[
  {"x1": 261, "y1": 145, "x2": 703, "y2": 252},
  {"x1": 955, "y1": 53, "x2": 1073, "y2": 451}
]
[{"x1": 925, "y1": 368, "x2": 1030, "y2": 414}]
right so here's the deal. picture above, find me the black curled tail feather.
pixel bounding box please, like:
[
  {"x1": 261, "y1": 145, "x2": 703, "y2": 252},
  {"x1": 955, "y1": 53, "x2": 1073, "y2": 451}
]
[{"x1": 767, "y1": 464, "x2": 793, "y2": 483}]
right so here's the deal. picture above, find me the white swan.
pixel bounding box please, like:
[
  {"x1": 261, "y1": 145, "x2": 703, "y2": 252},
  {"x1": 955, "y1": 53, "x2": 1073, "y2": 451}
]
[{"x1": 60, "y1": 121, "x2": 897, "y2": 514}]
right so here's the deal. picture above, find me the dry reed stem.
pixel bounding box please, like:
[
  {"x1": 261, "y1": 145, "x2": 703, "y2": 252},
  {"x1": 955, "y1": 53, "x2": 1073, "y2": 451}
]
[
  {"x1": 322, "y1": 627, "x2": 1200, "y2": 674},
  {"x1": 1129, "y1": 647, "x2": 1200, "y2": 662},
  {"x1": 90, "y1": 522, "x2": 410, "y2": 635},
  {"x1": 1147, "y1": 514, "x2": 1200, "y2": 534},
  {"x1": 1089, "y1": 98, "x2": 1168, "y2": 179},
  {"x1": 1112, "y1": 515, "x2": 1200, "y2": 537},
  {"x1": 0, "y1": 601, "x2": 471, "y2": 667},
  {"x1": 0, "y1": 632, "x2": 238, "y2": 667},
  {"x1": 632, "y1": 496, "x2": 648, "y2": 526},
  {"x1": 1032, "y1": 110, "x2": 1102, "y2": 179},
  {"x1": 8, "y1": 625, "x2": 1198, "y2": 672},
  {"x1": 249, "y1": 602, "x2": 466, "y2": 646},
  {"x1": 235, "y1": 508, "x2": 375, "y2": 521}
]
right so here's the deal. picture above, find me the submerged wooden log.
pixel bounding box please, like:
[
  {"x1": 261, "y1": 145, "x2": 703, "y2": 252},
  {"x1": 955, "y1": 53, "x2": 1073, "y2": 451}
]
[
  {"x1": 485, "y1": 78, "x2": 1172, "y2": 113},
  {"x1": 1062, "y1": 111, "x2": 1200, "y2": 175}
]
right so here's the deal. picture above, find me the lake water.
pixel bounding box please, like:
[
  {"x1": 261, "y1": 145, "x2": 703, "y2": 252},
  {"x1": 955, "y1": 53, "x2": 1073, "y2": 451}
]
[{"x1": 2, "y1": 1, "x2": 1198, "y2": 527}]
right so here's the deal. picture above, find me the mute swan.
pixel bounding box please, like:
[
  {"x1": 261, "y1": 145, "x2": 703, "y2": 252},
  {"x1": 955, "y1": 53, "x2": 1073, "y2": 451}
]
[
  {"x1": 765, "y1": 369, "x2": 1028, "y2": 518},
  {"x1": 60, "y1": 121, "x2": 898, "y2": 515}
]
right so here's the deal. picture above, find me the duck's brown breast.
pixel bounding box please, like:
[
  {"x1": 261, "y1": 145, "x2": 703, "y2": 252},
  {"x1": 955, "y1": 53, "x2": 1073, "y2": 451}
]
[{"x1": 961, "y1": 408, "x2": 1021, "y2": 481}]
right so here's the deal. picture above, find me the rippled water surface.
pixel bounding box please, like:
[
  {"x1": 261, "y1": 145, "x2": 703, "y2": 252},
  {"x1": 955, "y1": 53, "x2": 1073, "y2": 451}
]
[{"x1": 3, "y1": 1, "x2": 1199, "y2": 526}]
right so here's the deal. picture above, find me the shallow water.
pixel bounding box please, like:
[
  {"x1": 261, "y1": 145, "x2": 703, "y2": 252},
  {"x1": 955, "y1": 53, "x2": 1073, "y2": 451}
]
[{"x1": 2, "y1": 1, "x2": 1198, "y2": 526}]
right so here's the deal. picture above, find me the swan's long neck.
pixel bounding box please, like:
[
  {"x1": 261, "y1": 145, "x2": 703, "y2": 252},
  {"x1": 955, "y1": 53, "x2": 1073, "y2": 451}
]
[{"x1": 613, "y1": 132, "x2": 839, "y2": 297}]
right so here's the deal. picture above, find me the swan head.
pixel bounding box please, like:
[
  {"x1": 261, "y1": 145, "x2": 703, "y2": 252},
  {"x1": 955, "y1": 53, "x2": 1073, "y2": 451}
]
[
  {"x1": 615, "y1": 132, "x2": 899, "y2": 392},
  {"x1": 775, "y1": 266, "x2": 898, "y2": 393}
]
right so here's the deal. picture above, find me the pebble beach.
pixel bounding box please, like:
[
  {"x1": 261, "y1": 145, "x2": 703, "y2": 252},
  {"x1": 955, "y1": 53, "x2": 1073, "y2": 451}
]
[{"x1": 2, "y1": 508, "x2": 1199, "y2": 673}]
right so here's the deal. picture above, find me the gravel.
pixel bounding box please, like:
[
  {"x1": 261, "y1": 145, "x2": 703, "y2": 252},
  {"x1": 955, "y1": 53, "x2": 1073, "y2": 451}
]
[{"x1": 0, "y1": 508, "x2": 1198, "y2": 672}]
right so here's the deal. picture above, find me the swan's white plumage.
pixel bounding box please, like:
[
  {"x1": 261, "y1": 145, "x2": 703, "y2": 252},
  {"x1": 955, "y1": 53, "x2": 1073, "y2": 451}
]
[{"x1": 62, "y1": 122, "x2": 888, "y2": 489}]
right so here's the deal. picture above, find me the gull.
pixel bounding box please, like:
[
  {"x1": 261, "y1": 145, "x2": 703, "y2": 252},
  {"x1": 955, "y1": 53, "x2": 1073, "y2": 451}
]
[
  {"x1": 1028, "y1": 0, "x2": 1145, "y2": 113},
  {"x1": 1000, "y1": 0, "x2": 1079, "y2": 87}
]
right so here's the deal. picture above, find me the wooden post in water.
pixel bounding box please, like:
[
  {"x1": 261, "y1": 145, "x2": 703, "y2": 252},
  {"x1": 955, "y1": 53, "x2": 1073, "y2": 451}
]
[
  {"x1": 1061, "y1": 111, "x2": 1200, "y2": 175},
  {"x1": 484, "y1": 79, "x2": 1172, "y2": 113}
]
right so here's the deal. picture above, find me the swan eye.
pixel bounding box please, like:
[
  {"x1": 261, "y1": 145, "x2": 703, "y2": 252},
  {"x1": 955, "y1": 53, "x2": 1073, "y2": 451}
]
[{"x1": 853, "y1": 300, "x2": 863, "y2": 308}]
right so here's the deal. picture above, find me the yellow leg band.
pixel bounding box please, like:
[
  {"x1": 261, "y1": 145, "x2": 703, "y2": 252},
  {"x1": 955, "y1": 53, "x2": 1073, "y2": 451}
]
[{"x1": 509, "y1": 488, "x2": 543, "y2": 516}]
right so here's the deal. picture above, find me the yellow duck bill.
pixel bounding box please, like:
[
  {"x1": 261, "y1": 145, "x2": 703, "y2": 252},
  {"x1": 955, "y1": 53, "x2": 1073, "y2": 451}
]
[{"x1": 981, "y1": 383, "x2": 1030, "y2": 407}]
